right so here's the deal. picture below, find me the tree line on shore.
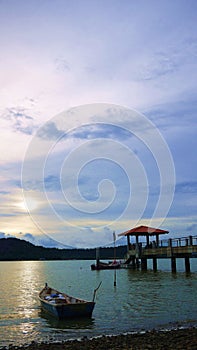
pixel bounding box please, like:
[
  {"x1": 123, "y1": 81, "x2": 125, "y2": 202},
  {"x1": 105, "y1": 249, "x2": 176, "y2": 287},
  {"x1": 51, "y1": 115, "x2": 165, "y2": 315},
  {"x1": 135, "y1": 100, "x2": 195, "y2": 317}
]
[{"x1": 0, "y1": 237, "x2": 127, "y2": 261}]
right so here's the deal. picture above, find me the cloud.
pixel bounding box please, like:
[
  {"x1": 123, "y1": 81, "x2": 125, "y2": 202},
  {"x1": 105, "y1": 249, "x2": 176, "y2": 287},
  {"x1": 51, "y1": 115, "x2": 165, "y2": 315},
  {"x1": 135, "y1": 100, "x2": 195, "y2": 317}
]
[
  {"x1": 145, "y1": 93, "x2": 197, "y2": 130},
  {"x1": 135, "y1": 34, "x2": 197, "y2": 83},
  {"x1": 137, "y1": 52, "x2": 178, "y2": 82},
  {"x1": 175, "y1": 182, "x2": 197, "y2": 194},
  {"x1": 54, "y1": 57, "x2": 71, "y2": 73},
  {"x1": 0, "y1": 190, "x2": 10, "y2": 195},
  {"x1": 44, "y1": 175, "x2": 61, "y2": 192},
  {"x1": 22, "y1": 233, "x2": 35, "y2": 242},
  {"x1": 160, "y1": 215, "x2": 197, "y2": 238},
  {"x1": 0, "y1": 213, "x2": 16, "y2": 217},
  {"x1": 8, "y1": 177, "x2": 22, "y2": 189},
  {"x1": 2, "y1": 107, "x2": 37, "y2": 135},
  {"x1": 70, "y1": 124, "x2": 131, "y2": 140},
  {"x1": 37, "y1": 122, "x2": 132, "y2": 143},
  {"x1": 0, "y1": 232, "x2": 6, "y2": 239},
  {"x1": 20, "y1": 232, "x2": 73, "y2": 249},
  {"x1": 37, "y1": 122, "x2": 64, "y2": 140},
  {"x1": 186, "y1": 224, "x2": 197, "y2": 232}
]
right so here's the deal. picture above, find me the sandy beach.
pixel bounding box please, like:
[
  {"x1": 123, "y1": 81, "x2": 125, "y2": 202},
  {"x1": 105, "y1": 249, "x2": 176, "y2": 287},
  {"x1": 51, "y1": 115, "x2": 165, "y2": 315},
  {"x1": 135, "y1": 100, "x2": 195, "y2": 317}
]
[{"x1": 1, "y1": 327, "x2": 196, "y2": 350}]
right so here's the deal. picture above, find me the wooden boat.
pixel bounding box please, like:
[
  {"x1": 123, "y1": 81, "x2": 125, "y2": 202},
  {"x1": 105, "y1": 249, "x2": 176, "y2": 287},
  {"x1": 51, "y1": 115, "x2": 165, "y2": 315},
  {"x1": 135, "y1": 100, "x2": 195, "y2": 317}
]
[
  {"x1": 39, "y1": 283, "x2": 96, "y2": 319},
  {"x1": 91, "y1": 260, "x2": 121, "y2": 270}
]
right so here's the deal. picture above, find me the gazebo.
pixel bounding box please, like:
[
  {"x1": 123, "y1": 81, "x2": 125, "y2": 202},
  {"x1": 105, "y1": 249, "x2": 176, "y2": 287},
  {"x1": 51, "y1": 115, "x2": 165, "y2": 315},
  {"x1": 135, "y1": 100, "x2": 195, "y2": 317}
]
[
  {"x1": 118, "y1": 225, "x2": 169, "y2": 249},
  {"x1": 118, "y1": 225, "x2": 169, "y2": 269}
]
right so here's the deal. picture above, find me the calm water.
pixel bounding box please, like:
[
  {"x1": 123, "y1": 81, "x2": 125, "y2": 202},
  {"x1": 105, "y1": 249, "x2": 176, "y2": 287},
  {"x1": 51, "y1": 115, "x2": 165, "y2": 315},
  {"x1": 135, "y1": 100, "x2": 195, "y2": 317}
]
[{"x1": 0, "y1": 259, "x2": 197, "y2": 347}]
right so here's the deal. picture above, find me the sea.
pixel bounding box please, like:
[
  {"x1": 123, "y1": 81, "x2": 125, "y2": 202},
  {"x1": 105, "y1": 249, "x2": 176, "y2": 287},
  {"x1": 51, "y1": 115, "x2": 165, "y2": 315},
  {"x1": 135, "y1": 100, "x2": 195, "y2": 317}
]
[{"x1": 0, "y1": 259, "x2": 197, "y2": 347}]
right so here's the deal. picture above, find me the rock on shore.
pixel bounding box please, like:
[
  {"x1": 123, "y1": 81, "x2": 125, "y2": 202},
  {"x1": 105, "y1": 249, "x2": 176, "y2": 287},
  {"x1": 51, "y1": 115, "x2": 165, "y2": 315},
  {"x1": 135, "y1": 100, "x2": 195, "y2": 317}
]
[{"x1": 1, "y1": 327, "x2": 197, "y2": 350}]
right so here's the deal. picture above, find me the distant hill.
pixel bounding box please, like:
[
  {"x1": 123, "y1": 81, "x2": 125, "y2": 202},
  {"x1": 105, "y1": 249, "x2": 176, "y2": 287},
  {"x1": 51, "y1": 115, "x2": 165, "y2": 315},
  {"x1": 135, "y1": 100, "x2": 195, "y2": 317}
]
[{"x1": 0, "y1": 237, "x2": 127, "y2": 261}]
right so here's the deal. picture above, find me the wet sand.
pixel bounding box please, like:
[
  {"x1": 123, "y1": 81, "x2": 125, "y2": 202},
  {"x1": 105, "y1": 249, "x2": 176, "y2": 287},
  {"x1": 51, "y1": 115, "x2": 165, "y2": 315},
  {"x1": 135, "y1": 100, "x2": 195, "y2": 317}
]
[{"x1": 2, "y1": 327, "x2": 197, "y2": 350}]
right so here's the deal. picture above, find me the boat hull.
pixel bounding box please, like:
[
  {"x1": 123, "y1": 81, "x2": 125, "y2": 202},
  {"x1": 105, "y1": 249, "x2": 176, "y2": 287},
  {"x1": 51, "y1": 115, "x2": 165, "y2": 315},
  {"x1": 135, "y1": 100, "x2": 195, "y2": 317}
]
[
  {"x1": 91, "y1": 262, "x2": 120, "y2": 270},
  {"x1": 40, "y1": 299, "x2": 95, "y2": 319}
]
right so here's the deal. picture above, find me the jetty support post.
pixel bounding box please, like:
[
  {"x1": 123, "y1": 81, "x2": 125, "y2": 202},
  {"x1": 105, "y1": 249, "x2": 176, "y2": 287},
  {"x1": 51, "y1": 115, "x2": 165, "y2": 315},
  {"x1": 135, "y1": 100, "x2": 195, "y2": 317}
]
[
  {"x1": 171, "y1": 257, "x2": 176, "y2": 273},
  {"x1": 185, "y1": 257, "x2": 190, "y2": 273},
  {"x1": 141, "y1": 257, "x2": 147, "y2": 271},
  {"x1": 153, "y1": 257, "x2": 157, "y2": 272}
]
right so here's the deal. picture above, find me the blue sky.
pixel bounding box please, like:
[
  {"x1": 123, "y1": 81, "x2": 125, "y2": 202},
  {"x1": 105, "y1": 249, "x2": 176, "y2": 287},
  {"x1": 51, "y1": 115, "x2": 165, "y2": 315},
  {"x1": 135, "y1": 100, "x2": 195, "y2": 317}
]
[{"x1": 0, "y1": 0, "x2": 196, "y2": 248}]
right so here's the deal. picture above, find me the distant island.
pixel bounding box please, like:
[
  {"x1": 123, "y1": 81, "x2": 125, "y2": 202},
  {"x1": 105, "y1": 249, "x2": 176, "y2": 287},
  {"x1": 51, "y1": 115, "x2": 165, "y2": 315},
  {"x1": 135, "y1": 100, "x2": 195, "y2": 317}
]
[{"x1": 0, "y1": 237, "x2": 127, "y2": 261}]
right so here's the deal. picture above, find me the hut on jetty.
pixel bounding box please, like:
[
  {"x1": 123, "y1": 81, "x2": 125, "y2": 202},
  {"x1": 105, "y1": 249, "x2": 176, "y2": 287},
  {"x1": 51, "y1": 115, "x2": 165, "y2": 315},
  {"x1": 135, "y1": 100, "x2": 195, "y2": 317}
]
[{"x1": 118, "y1": 225, "x2": 169, "y2": 268}]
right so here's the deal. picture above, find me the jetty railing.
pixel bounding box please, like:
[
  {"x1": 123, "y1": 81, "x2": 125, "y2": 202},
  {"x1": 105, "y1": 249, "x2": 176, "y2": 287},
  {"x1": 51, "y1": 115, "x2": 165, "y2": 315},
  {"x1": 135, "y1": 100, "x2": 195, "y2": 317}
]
[
  {"x1": 131, "y1": 235, "x2": 197, "y2": 249},
  {"x1": 160, "y1": 235, "x2": 197, "y2": 248}
]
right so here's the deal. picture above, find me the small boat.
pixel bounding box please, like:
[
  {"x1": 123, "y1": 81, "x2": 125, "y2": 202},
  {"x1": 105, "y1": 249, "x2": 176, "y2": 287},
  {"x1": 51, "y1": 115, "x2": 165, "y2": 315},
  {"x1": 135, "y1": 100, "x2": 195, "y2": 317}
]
[
  {"x1": 39, "y1": 283, "x2": 96, "y2": 319},
  {"x1": 91, "y1": 260, "x2": 121, "y2": 270}
]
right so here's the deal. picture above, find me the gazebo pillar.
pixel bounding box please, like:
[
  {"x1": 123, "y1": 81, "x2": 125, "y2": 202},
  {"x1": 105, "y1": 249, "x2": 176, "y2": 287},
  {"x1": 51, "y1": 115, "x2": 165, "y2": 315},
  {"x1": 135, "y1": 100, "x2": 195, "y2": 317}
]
[
  {"x1": 127, "y1": 235, "x2": 130, "y2": 250},
  {"x1": 146, "y1": 234, "x2": 149, "y2": 247}
]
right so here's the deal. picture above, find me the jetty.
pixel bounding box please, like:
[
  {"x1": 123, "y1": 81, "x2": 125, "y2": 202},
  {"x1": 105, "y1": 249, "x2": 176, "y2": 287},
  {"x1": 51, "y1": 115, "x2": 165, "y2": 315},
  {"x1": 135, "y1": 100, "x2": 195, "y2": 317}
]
[{"x1": 118, "y1": 225, "x2": 197, "y2": 273}]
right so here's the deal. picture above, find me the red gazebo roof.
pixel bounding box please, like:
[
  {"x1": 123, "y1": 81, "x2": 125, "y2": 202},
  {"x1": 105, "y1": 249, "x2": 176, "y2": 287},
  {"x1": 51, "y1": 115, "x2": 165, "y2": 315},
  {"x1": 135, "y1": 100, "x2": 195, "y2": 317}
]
[{"x1": 118, "y1": 225, "x2": 169, "y2": 237}]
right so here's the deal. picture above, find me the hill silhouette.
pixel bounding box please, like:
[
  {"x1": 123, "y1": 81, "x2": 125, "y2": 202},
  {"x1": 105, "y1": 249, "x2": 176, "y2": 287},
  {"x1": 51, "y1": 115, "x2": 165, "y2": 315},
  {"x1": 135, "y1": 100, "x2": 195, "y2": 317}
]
[{"x1": 0, "y1": 237, "x2": 127, "y2": 261}]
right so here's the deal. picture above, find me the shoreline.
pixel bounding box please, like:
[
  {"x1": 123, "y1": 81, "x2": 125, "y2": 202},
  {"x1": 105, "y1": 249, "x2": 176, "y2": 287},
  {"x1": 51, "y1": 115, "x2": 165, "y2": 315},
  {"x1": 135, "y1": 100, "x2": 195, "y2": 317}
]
[{"x1": 1, "y1": 326, "x2": 197, "y2": 350}]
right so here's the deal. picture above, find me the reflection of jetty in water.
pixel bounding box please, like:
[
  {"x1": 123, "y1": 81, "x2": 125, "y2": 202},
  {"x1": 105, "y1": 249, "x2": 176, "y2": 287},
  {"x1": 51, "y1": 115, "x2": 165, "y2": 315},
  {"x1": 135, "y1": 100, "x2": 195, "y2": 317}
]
[{"x1": 119, "y1": 225, "x2": 197, "y2": 273}]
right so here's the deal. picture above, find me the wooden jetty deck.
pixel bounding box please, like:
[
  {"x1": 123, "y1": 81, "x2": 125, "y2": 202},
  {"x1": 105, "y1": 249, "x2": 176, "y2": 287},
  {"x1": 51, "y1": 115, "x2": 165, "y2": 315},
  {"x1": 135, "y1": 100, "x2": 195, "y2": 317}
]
[{"x1": 119, "y1": 226, "x2": 197, "y2": 273}]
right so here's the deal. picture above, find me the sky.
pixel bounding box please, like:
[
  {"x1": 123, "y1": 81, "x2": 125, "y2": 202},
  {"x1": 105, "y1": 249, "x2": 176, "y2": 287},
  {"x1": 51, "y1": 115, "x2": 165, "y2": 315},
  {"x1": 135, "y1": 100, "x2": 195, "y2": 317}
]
[{"x1": 0, "y1": 0, "x2": 196, "y2": 248}]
